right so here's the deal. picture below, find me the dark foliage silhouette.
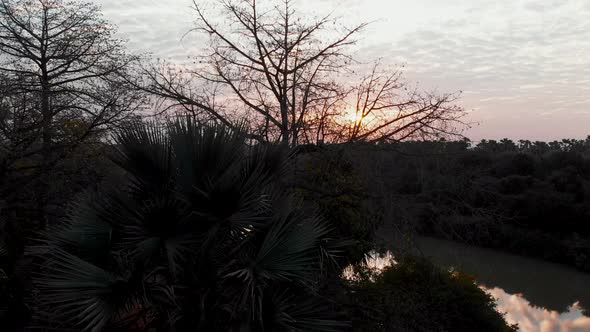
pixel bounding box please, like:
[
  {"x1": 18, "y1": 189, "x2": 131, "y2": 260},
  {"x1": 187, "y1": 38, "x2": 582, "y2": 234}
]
[
  {"x1": 345, "y1": 256, "x2": 518, "y2": 332},
  {"x1": 33, "y1": 119, "x2": 345, "y2": 331},
  {"x1": 346, "y1": 138, "x2": 590, "y2": 271}
]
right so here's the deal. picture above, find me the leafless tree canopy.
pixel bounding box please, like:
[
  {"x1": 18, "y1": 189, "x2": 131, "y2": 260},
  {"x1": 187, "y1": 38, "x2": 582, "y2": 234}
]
[
  {"x1": 0, "y1": 0, "x2": 141, "y2": 169},
  {"x1": 140, "y1": 0, "x2": 468, "y2": 146},
  {"x1": 0, "y1": 0, "x2": 144, "y2": 225},
  {"x1": 343, "y1": 61, "x2": 468, "y2": 143},
  {"x1": 191, "y1": 0, "x2": 368, "y2": 146}
]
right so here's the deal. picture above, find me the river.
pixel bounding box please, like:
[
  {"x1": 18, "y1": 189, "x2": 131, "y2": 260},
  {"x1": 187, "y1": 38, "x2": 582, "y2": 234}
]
[{"x1": 382, "y1": 236, "x2": 590, "y2": 331}]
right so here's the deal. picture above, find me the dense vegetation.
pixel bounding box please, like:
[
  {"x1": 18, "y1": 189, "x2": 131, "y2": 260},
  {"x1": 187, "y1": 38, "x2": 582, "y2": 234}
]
[
  {"x1": 0, "y1": 119, "x2": 522, "y2": 331},
  {"x1": 333, "y1": 138, "x2": 590, "y2": 271},
  {"x1": 344, "y1": 255, "x2": 518, "y2": 332},
  {"x1": 30, "y1": 119, "x2": 347, "y2": 331}
]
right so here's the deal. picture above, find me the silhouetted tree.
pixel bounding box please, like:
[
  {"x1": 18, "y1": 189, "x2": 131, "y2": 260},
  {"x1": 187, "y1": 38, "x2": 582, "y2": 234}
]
[
  {"x1": 140, "y1": 0, "x2": 467, "y2": 146},
  {"x1": 0, "y1": 0, "x2": 142, "y2": 224},
  {"x1": 344, "y1": 61, "x2": 466, "y2": 143}
]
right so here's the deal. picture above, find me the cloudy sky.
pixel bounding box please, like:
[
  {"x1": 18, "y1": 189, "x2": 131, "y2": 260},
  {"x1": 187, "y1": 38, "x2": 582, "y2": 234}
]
[{"x1": 98, "y1": 0, "x2": 590, "y2": 141}]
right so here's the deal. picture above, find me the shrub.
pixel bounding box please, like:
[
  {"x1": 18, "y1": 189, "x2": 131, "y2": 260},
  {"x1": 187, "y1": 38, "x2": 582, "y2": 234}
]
[{"x1": 345, "y1": 256, "x2": 517, "y2": 332}]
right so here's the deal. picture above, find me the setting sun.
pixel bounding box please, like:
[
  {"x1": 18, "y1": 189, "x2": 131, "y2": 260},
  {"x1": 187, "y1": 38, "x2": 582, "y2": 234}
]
[
  {"x1": 343, "y1": 110, "x2": 363, "y2": 123},
  {"x1": 342, "y1": 109, "x2": 375, "y2": 125}
]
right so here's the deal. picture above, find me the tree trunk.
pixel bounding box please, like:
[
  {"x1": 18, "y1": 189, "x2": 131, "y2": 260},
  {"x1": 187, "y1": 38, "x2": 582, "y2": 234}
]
[
  {"x1": 38, "y1": 73, "x2": 51, "y2": 229},
  {"x1": 280, "y1": 96, "x2": 289, "y2": 146}
]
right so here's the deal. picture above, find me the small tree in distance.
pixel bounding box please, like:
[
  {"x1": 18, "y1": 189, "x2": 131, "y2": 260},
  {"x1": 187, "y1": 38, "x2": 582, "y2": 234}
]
[{"x1": 140, "y1": 0, "x2": 468, "y2": 146}]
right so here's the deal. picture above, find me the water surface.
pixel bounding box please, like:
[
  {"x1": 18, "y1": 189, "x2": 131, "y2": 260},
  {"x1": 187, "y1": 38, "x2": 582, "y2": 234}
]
[{"x1": 411, "y1": 236, "x2": 590, "y2": 332}]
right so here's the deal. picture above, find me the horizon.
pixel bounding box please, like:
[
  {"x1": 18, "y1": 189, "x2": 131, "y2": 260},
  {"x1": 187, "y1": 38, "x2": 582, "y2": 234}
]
[{"x1": 99, "y1": 0, "x2": 590, "y2": 142}]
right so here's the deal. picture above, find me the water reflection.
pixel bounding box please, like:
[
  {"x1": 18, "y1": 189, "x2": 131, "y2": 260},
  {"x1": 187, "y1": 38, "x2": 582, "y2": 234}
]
[
  {"x1": 488, "y1": 287, "x2": 590, "y2": 332},
  {"x1": 347, "y1": 240, "x2": 590, "y2": 332},
  {"x1": 341, "y1": 250, "x2": 395, "y2": 281},
  {"x1": 411, "y1": 237, "x2": 590, "y2": 313}
]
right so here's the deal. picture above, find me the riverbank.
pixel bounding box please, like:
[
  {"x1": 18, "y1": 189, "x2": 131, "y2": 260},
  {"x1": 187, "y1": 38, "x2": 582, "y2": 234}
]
[
  {"x1": 326, "y1": 140, "x2": 590, "y2": 272},
  {"x1": 374, "y1": 233, "x2": 590, "y2": 331},
  {"x1": 405, "y1": 210, "x2": 590, "y2": 271}
]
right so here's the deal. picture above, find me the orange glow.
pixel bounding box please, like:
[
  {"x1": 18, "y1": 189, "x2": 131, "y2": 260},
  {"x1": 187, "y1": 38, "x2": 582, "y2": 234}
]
[
  {"x1": 344, "y1": 112, "x2": 363, "y2": 124},
  {"x1": 342, "y1": 109, "x2": 375, "y2": 125}
]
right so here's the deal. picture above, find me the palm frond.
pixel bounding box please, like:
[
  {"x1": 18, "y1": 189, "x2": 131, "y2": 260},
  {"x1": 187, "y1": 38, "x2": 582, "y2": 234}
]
[
  {"x1": 33, "y1": 119, "x2": 346, "y2": 331},
  {"x1": 50, "y1": 197, "x2": 114, "y2": 262},
  {"x1": 113, "y1": 120, "x2": 174, "y2": 200},
  {"x1": 35, "y1": 249, "x2": 124, "y2": 332},
  {"x1": 169, "y1": 117, "x2": 244, "y2": 191},
  {"x1": 234, "y1": 212, "x2": 332, "y2": 286},
  {"x1": 265, "y1": 290, "x2": 349, "y2": 332},
  {"x1": 115, "y1": 194, "x2": 201, "y2": 277}
]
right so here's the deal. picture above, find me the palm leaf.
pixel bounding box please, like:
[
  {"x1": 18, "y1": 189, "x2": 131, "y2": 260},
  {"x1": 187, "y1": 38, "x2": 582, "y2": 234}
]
[
  {"x1": 35, "y1": 249, "x2": 123, "y2": 332},
  {"x1": 169, "y1": 117, "x2": 244, "y2": 192},
  {"x1": 113, "y1": 120, "x2": 174, "y2": 200},
  {"x1": 264, "y1": 290, "x2": 349, "y2": 332},
  {"x1": 34, "y1": 119, "x2": 346, "y2": 331},
  {"x1": 49, "y1": 195, "x2": 114, "y2": 262},
  {"x1": 258, "y1": 213, "x2": 331, "y2": 280}
]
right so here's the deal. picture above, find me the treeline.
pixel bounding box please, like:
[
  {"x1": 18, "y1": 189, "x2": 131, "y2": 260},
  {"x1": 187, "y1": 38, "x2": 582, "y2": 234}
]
[
  {"x1": 476, "y1": 137, "x2": 590, "y2": 154},
  {"x1": 324, "y1": 137, "x2": 590, "y2": 271}
]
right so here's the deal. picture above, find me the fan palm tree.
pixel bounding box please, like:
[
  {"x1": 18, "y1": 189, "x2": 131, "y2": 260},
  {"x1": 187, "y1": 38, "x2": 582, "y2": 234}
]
[{"x1": 33, "y1": 118, "x2": 346, "y2": 331}]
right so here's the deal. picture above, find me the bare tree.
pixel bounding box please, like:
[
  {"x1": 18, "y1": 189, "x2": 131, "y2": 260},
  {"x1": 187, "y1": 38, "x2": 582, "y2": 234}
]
[
  {"x1": 139, "y1": 0, "x2": 363, "y2": 146},
  {"x1": 142, "y1": 0, "x2": 467, "y2": 146},
  {"x1": 195, "y1": 0, "x2": 369, "y2": 146},
  {"x1": 0, "y1": 0, "x2": 140, "y2": 164},
  {"x1": 0, "y1": 0, "x2": 142, "y2": 224},
  {"x1": 341, "y1": 61, "x2": 468, "y2": 143}
]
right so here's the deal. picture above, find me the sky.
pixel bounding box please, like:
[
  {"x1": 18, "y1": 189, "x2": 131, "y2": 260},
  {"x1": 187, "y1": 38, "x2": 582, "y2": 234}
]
[{"x1": 98, "y1": 0, "x2": 590, "y2": 141}]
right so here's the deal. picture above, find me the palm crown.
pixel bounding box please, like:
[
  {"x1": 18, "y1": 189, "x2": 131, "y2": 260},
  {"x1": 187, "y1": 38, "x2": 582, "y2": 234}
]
[{"x1": 33, "y1": 118, "x2": 345, "y2": 331}]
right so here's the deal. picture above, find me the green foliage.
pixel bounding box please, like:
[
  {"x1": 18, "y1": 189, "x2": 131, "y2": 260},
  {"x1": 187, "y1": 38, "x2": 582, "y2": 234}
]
[
  {"x1": 345, "y1": 139, "x2": 590, "y2": 271},
  {"x1": 32, "y1": 119, "x2": 346, "y2": 332},
  {"x1": 296, "y1": 148, "x2": 382, "y2": 262},
  {"x1": 345, "y1": 256, "x2": 518, "y2": 332},
  {"x1": 0, "y1": 136, "x2": 112, "y2": 331}
]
